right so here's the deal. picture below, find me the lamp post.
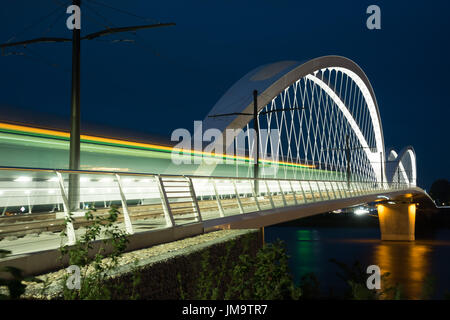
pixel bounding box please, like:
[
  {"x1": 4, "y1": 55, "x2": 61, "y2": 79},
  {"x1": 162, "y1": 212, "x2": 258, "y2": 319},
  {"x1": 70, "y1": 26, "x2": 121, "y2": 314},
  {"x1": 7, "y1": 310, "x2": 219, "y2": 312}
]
[
  {"x1": 253, "y1": 90, "x2": 259, "y2": 194},
  {"x1": 380, "y1": 151, "x2": 384, "y2": 188},
  {"x1": 68, "y1": 0, "x2": 81, "y2": 211},
  {"x1": 208, "y1": 89, "x2": 304, "y2": 195},
  {"x1": 1, "y1": 3, "x2": 175, "y2": 211},
  {"x1": 323, "y1": 134, "x2": 377, "y2": 190},
  {"x1": 346, "y1": 134, "x2": 351, "y2": 190}
]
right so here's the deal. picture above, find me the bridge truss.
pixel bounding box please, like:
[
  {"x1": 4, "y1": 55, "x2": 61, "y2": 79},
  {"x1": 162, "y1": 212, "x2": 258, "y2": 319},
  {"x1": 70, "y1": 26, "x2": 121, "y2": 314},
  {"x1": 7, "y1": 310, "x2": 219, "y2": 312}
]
[
  {"x1": 203, "y1": 56, "x2": 416, "y2": 187},
  {"x1": 0, "y1": 56, "x2": 419, "y2": 249}
]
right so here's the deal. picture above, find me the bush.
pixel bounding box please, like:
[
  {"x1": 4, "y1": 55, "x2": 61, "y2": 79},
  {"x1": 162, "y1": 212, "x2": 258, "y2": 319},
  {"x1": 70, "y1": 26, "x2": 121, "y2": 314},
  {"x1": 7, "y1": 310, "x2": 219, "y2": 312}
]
[
  {"x1": 59, "y1": 205, "x2": 131, "y2": 299},
  {"x1": 178, "y1": 239, "x2": 302, "y2": 300}
]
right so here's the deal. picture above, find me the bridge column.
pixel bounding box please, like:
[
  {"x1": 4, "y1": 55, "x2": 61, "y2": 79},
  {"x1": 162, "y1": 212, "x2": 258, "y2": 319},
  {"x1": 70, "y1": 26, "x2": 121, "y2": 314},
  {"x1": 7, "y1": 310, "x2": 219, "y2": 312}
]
[{"x1": 377, "y1": 203, "x2": 416, "y2": 241}]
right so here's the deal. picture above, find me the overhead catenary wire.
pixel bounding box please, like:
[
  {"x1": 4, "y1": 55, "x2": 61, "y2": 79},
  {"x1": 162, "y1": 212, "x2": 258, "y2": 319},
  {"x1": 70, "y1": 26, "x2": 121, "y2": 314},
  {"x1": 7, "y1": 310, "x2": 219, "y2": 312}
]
[
  {"x1": 86, "y1": 0, "x2": 162, "y2": 24},
  {"x1": 5, "y1": 0, "x2": 71, "y2": 44},
  {"x1": 2, "y1": 2, "x2": 234, "y2": 122},
  {"x1": 81, "y1": 1, "x2": 269, "y2": 100}
]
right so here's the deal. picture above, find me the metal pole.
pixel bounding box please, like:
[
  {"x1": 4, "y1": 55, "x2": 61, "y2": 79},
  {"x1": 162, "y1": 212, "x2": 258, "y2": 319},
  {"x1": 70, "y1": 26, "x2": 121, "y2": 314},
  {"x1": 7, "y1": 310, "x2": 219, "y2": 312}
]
[
  {"x1": 380, "y1": 151, "x2": 383, "y2": 188},
  {"x1": 259, "y1": 227, "x2": 265, "y2": 246},
  {"x1": 346, "y1": 134, "x2": 351, "y2": 190},
  {"x1": 68, "y1": 0, "x2": 81, "y2": 211},
  {"x1": 253, "y1": 90, "x2": 259, "y2": 195}
]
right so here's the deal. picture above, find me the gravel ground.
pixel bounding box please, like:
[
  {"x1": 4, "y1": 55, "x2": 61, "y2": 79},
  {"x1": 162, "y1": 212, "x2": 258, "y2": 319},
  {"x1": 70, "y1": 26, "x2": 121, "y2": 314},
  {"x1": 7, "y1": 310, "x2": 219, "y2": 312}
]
[{"x1": 4, "y1": 229, "x2": 255, "y2": 299}]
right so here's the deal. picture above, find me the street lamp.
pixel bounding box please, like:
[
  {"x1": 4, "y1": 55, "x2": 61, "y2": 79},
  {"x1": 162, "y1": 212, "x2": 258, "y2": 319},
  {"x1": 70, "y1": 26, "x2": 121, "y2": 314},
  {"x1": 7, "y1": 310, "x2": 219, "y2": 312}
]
[
  {"x1": 0, "y1": 1, "x2": 175, "y2": 211},
  {"x1": 208, "y1": 89, "x2": 304, "y2": 194},
  {"x1": 323, "y1": 134, "x2": 377, "y2": 190}
]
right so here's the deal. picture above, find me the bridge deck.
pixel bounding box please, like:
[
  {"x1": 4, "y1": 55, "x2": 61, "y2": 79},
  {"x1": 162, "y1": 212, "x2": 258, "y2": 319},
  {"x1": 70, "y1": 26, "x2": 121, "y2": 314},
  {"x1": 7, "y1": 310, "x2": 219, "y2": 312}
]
[{"x1": 0, "y1": 166, "x2": 431, "y2": 277}]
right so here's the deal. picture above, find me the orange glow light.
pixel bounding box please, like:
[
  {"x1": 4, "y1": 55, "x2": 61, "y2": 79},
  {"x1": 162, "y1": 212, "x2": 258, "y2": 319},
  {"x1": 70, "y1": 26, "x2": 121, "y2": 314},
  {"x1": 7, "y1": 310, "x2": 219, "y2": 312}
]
[{"x1": 0, "y1": 122, "x2": 317, "y2": 168}]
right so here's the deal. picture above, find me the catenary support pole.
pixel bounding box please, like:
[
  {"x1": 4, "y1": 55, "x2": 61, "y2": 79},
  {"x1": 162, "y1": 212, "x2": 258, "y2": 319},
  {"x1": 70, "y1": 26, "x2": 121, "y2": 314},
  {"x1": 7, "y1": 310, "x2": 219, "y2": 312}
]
[{"x1": 68, "y1": 0, "x2": 81, "y2": 211}]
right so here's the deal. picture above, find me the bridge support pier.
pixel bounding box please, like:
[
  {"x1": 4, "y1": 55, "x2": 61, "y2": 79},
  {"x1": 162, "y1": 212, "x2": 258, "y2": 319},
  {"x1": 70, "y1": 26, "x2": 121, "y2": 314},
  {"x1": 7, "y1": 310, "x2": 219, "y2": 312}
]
[{"x1": 377, "y1": 203, "x2": 416, "y2": 241}]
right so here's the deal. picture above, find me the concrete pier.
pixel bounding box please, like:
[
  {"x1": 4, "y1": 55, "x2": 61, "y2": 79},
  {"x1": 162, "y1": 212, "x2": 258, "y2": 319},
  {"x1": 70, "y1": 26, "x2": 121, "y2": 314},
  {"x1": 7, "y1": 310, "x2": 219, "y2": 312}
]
[{"x1": 378, "y1": 203, "x2": 416, "y2": 241}]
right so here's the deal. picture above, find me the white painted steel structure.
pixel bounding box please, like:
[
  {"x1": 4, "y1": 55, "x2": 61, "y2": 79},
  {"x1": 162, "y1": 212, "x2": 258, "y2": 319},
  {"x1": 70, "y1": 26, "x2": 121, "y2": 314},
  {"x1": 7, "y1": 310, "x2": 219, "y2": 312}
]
[
  {"x1": 0, "y1": 56, "x2": 419, "y2": 247},
  {"x1": 203, "y1": 56, "x2": 416, "y2": 185},
  {"x1": 386, "y1": 146, "x2": 417, "y2": 186},
  {"x1": 0, "y1": 167, "x2": 413, "y2": 245}
]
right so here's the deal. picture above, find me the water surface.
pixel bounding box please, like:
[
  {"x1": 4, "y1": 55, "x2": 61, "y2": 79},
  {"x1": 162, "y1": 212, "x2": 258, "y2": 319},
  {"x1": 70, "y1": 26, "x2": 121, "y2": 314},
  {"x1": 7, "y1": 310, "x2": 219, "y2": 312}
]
[{"x1": 265, "y1": 226, "x2": 450, "y2": 299}]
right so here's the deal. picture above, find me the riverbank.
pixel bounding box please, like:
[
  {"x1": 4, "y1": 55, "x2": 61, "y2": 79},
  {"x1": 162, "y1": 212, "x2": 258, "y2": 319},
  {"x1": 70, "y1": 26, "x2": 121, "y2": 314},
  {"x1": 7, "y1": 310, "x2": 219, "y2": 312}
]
[{"x1": 17, "y1": 229, "x2": 261, "y2": 299}]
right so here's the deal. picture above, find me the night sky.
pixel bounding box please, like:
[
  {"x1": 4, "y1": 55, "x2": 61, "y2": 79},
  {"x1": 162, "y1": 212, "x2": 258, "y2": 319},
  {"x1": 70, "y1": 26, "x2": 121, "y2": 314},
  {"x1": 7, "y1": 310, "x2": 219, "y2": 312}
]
[{"x1": 0, "y1": 0, "x2": 449, "y2": 189}]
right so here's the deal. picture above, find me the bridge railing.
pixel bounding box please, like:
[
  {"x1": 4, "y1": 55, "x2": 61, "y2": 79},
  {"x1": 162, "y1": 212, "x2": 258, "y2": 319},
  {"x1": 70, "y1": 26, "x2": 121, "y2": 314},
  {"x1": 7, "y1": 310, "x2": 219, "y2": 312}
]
[{"x1": 0, "y1": 167, "x2": 412, "y2": 245}]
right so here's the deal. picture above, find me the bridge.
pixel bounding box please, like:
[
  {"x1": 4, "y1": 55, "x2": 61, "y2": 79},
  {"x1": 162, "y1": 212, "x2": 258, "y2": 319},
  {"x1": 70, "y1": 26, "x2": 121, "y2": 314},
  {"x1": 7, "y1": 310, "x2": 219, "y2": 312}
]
[{"x1": 0, "y1": 56, "x2": 434, "y2": 275}]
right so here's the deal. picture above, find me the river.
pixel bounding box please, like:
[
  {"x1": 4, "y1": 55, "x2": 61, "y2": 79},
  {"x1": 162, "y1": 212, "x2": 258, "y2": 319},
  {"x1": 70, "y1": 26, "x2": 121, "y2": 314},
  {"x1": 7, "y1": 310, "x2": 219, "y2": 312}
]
[{"x1": 265, "y1": 219, "x2": 450, "y2": 300}]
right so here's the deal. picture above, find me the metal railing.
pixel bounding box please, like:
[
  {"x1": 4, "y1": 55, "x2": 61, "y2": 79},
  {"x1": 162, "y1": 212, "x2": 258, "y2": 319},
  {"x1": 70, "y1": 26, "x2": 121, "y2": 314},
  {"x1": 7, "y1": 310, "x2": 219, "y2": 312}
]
[{"x1": 0, "y1": 166, "x2": 412, "y2": 245}]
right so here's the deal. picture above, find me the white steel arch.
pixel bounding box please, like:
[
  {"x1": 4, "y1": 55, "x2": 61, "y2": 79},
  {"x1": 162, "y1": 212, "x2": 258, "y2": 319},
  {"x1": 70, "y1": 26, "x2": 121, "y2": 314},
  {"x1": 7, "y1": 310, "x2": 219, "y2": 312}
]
[
  {"x1": 386, "y1": 147, "x2": 417, "y2": 186},
  {"x1": 304, "y1": 68, "x2": 383, "y2": 182},
  {"x1": 201, "y1": 55, "x2": 414, "y2": 185}
]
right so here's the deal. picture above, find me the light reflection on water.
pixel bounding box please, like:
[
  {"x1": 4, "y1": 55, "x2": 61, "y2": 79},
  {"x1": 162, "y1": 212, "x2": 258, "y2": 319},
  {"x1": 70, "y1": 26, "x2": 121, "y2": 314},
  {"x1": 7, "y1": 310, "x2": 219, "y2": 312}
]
[
  {"x1": 265, "y1": 226, "x2": 450, "y2": 299},
  {"x1": 374, "y1": 242, "x2": 431, "y2": 299}
]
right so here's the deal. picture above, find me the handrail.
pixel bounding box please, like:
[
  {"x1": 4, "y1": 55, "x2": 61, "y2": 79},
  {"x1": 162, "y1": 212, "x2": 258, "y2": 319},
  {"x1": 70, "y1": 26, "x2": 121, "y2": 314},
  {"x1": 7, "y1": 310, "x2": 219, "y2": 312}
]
[
  {"x1": 0, "y1": 165, "x2": 415, "y2": 246},
  {"x1": 0, "y1": 165, "x2": 412, "y2": 186}
]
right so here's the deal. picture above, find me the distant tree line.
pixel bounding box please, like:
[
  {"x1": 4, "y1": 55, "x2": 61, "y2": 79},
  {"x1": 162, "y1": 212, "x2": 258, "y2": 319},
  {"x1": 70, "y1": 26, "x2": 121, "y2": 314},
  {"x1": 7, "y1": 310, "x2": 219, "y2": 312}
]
[{"x1": 430, "y1": 179, "x2": 450, "y2": 206}]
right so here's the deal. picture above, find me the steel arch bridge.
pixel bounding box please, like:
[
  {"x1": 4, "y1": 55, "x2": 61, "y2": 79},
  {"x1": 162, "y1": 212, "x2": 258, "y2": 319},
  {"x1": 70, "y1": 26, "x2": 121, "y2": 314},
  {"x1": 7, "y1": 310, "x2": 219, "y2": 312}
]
[
  {"x1": 0, "y1": 56, "x2": 428, "y2": 275},
  {"x1": 201, "y1": 55, "x2": 416, "y2": 187}
]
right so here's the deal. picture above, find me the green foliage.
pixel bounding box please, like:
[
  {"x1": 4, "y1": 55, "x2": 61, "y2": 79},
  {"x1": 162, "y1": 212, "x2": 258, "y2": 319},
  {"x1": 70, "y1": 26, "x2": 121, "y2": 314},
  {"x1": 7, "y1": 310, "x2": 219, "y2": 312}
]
[
  {"x1": 129, "y1": 259, "x2": 142, "y2": 300},
  {"x1": 378, "y1": 272, "x2": 403, "y2": 300},
  {"x1": 252, "y1": 240, "x2": 301, "y2": 300},
  {"x1": 178, "y1": 241, "x2": 441, "y2": 300},
  {"x1": 444, "y1": 291, "x2": 450, "y2": 300},
  {"x1": 298, "y1": 273, "x2": 321, "y2": 299},
  {"x1": 330, "y1": 258, "x2": 377, "y2": 300},
  {"x1": 177, "y1": 272, "x2": 185, "y2": 300},
  {"x1": 180, "y1": 238, "x2": 301, "y2": 300},
  {"x1": 224, "y1": 253, "x2": 254, "y2": 299},
  {"x1": 195, "y1": 250, "x2": 214, "y2": 299},
  {"x1": 59, "y1": 205, "x2": 130, "y2": 300},
  {"x1": 330, "y1": 258, "x2": 403, "y2": 300},
  {"x1": 420, "y1": 275, "x2": 436, "y2": 300},
  {"x1": 195, "y1": 238, "x2": 236, "y2": 299}
]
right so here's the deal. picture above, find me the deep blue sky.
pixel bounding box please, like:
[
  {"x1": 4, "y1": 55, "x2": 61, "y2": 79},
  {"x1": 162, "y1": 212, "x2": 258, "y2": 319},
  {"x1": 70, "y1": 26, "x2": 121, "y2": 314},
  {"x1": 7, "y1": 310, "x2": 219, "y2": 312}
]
[{"x1": 1, "y1": 0, "x2": 449, "y2": 189}]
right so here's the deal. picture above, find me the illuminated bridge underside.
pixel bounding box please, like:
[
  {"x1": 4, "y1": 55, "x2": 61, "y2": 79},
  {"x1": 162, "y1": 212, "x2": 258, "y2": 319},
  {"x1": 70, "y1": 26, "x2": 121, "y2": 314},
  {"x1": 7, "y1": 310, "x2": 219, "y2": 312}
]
[{"x1": 204, "y1": 187, "x2": 427, "y2": 231}]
